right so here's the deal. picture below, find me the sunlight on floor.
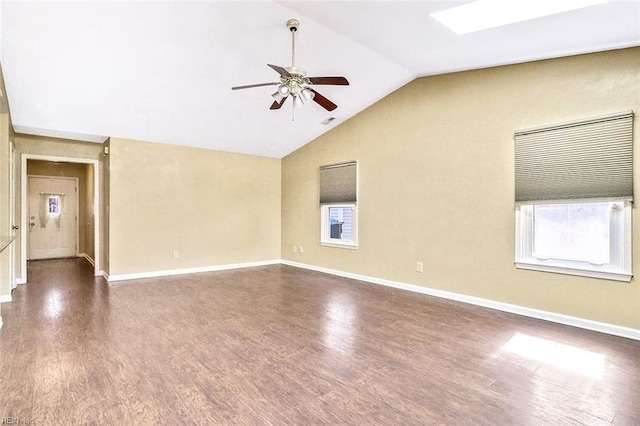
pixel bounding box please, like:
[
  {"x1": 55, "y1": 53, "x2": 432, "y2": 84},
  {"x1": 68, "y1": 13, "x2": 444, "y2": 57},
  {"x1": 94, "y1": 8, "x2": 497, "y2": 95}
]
[
  {"x1": 46, "y1": 288, "x2": 64, "y2": 318},
  {"x1": 323, "y1": 295, "x2": 356, "y2": 353},
  {"x1": 503, "y1": 333, "x2": 605, "y2": 378}
]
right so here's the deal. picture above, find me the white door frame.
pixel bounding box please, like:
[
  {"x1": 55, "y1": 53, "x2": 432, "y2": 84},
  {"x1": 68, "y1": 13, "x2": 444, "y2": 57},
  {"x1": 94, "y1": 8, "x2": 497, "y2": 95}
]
[
  {"x1": 27, "y1": 175, "x2": 80, "y2": 260},
  {"x1": 9, "y1": 141, "x2": 16, "y2": 290},
  {"x1": 20, "y1": 154, "x2": 101, "y2": 281}
]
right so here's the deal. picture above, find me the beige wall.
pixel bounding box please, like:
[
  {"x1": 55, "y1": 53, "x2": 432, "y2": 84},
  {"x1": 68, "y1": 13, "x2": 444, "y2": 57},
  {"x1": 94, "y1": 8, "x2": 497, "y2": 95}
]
[
  {"x1": 14, "y1": 135, "x2": 105, "y2": 279},
  {"x1": 108, "y1": 138, "x2": 281, "y2": 276},
  {"x1": 281, "y1": 47, "x2": 640, "y2": 330},
  {"x1": 0, "y1": 63, "x2": 15, "y2": 299},
  {"x1": 0, "y1": 114, "x2": 11, "y2": 297},
  {"x1": 85, "y1": 163, "x2": 95, "y2": 260}
]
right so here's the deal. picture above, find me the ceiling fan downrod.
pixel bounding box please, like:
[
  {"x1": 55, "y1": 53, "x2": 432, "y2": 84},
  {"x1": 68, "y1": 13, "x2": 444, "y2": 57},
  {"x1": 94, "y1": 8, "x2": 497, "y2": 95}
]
[{"x1": 287, "y1": 19, "x2": 299, "y2": 67}]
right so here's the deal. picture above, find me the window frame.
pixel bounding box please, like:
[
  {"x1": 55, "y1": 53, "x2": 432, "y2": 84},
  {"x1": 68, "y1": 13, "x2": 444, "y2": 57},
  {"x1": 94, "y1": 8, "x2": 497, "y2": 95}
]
[
  {"x1": 515, "y1": 200, "x2": 632, "y2": 282},
  {"x1": 320, "y1": 203, "x2": 358, "y2": 249}
]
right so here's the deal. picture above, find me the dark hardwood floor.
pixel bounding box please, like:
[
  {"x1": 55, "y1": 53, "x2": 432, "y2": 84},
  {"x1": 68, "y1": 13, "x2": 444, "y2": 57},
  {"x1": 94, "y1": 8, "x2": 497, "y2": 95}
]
[{"x1": 0, "y1": 258, "x2": 638, "y2": 425}]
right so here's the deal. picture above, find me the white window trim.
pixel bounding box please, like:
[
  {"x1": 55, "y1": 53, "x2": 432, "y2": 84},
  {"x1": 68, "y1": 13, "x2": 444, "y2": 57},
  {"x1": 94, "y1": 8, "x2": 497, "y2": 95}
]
[
  {"x1": 515, "y1": 201, "x2": 632, "y2": 282},
  {"x1": 320, "y1": 203, "x2": 358, "y2": 249}
]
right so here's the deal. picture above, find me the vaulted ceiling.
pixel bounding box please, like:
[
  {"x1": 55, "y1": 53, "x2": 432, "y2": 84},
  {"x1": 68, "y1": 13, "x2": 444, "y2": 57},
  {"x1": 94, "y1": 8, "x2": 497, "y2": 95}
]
[{"x1": 1, "y1": 1, "x2": 638, "y2": 158}]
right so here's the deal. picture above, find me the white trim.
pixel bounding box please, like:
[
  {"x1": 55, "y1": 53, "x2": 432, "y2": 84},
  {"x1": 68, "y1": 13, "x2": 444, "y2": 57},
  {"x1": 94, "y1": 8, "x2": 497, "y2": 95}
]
[
  {"x1": 100, "y1": 270, "x2": 108, "y2": 280},
  {"x1": 107, "y1": 259, "x2": 282, "y2": 282},
  {"x1": 0, "y1": 315, "x2": 3, "y2": 329},
  {"x1": 79, "y1": 252, "x2": 95, "y2": 267},
  {"x1": 281, "y1": 259, "x2": 640, "y2": 341},
  {"x1": 320, "y1": 242, "x2": 358, "y2": 250},
  {"x1": 0, "y1": 294, "x2": 13, "y2": 303},
  {"x1": 515, "y1": 262, "x2": 632, "y2": 282},
  {"x1": 21, "y1": 154, "x2": 101, "y2": 280},
  {"x1": 16, "y1": 278, "x2": 26, "y2": 285}
]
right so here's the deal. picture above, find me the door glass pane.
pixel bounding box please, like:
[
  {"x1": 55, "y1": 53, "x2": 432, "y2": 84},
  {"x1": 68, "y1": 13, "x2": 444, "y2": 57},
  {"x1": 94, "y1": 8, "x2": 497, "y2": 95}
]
[
  {"x1": 328, "y1": 206, "x2": 353, "y2": 240},
  {"x1": 48, "y1": 196, "x2": 60, "y2": 214},
  {"x1": 533, "y1": 202, "x2": 610, "y2": 263}
]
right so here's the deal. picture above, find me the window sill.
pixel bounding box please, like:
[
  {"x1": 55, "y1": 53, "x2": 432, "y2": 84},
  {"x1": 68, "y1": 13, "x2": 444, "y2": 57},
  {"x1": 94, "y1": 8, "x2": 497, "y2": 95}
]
[
  {"x1": 321, "y1": 241, "x2": 358, "y2": 250},
  {"x1": 515, "y1": 262, "x2": 632, "y2": 282}
]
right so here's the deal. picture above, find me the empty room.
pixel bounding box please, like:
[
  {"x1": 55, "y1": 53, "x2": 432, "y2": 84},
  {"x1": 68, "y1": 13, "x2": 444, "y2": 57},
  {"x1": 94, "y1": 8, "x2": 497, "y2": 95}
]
[{"x1": 0, "y1": 1, "x2": 639, "y2": 424}]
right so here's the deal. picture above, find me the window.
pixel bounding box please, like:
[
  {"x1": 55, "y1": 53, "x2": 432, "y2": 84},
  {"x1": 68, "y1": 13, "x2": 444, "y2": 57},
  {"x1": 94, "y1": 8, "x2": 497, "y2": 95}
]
[
  {"x1": 320, "y1": 161, "x2": 358, "y2": 248},
  {"x1": 514, "y1": 112, "x2": 633, "y2": 281},
  {"x1": 321, "y1": 204, "x2": 357, "y2": 247},
  {"x1": 48, "y1": 196, "x2": 60, "y2": 214},
  {"x1": 516, "y1": 201, "x2": 631, "y2": 281}
]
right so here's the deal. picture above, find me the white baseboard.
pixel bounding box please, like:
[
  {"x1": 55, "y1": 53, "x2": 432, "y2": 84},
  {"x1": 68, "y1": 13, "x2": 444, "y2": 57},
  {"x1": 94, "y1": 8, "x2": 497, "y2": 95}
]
[
  {"x1": 0, "y1": 294, "x2": 13, "y2": 303},
  {"x1": 0, "y1": 315, "x2": 3, "y2": 329},
  {"x1": 16, "y1": 278, "x2": 26, "y2": 285},
  {"x1": 281, "y1": 260, "x2": 640, "y2": 341},
  {"x1": 78, "y1": 253, "x2": 95, "y2": 267},
  {"x1": 107, "y1": 259, "x2": 282, "y2": 282}
]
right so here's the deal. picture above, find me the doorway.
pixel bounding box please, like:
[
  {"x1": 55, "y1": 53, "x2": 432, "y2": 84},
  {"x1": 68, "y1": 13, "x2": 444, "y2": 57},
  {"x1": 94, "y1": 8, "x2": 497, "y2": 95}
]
[
  {"x1": 20, "y1": 154, "x2": 101, "y2": 281},
  {"x1": 27, "y1": 176, "x2": 78, "y2": 260}
]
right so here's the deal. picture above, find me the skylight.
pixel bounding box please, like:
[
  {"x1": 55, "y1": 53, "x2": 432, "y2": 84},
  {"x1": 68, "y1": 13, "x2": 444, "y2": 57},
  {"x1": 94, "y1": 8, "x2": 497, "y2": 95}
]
[{"x1": 431, "y1": 0, "x2": 608, "y2": 35}]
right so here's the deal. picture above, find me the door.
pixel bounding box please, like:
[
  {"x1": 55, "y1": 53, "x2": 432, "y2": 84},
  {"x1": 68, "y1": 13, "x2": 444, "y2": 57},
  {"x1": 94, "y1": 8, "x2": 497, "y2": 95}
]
[{"x1": 28, "y1": 176, "x2": 78, "y2": 260}]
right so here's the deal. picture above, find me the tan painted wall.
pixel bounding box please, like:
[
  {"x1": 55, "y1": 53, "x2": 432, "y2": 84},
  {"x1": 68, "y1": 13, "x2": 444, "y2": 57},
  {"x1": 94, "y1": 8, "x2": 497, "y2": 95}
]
[
  {"x1": 14, "y1": 135, "x2": 105, "y2": 279},
  {"x1": 281, "y1": 47, "x2": 640, "y2": 330},
  {"x1": 27, "y1": 160, "x2": 91, "y2": 256},
  {"x1": 85, "y1": 163, "x2": 95, "y2": 260},
  {"x1": 108, "y1": 138, "x2": 281, "y2": 276},
  {"x1": 0, "y1": 114, "x2": 11, "y2": 297},
  {"x1": 0, "y1": 63, "x2": 15, "y2": 299}
]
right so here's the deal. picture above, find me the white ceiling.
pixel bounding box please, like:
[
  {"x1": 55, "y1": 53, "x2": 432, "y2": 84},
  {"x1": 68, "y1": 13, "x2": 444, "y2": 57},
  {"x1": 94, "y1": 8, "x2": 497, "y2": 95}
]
[{"x1": 1, "y1": 1, "x2": 639, "y2": 158}]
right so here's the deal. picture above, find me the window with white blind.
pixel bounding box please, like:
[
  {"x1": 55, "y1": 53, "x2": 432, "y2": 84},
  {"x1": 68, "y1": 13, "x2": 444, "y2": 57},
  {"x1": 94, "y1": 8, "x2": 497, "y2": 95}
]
[
  {"x1": 514, "y1": 112, "x2": 633, "y2": 281},
  {"x1": 320, "y1": 162, "x2": 358, "y2": 248}
]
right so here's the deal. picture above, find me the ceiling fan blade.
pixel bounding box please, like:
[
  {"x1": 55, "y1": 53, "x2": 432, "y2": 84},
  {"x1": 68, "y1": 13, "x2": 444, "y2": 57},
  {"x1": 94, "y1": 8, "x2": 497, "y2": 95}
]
[
  {"x1": 309, "y1": 89, "x2": 337, "y2": 111},
  {"x1": 308, "y1": 76, "x2": 349, "y2": 86},
  {"x1": 267, "y1": 64, "x2": 291, "y2": 77},
  {"x1": 270, "y1": 97, "x2": 287, "y2": 110},
  {"x1": 232, "y1": 82, "x2": 279, "y2": 90}
]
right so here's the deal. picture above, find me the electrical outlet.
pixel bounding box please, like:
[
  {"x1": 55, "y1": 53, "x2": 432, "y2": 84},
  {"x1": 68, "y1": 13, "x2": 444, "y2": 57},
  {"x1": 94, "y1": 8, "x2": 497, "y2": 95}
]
[
  {"x1": 173, "y1": 250, "x2": 179, "y2": 259},
  {"x1": 293, "y1": 246, "x2": 298, "y2": 253},
  {"x1": 299, "y1": 246, "x2": 304, "y2": 254},
  {"x1": 416, "y1": 262, "x2": 423, "y2": 273}
]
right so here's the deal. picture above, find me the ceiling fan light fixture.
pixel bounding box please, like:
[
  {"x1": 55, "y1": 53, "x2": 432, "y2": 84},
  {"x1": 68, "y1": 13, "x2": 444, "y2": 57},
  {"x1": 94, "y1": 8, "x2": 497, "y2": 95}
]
[
  {"x1": 301, "y1": 88, "x2": 315, "y2": 101},
  {"x1": 278, "y1": 84, "x2": 290, "y2": 96},
  {"x1": 231, "y1": 18, "x2": 348, "y2": 114}
]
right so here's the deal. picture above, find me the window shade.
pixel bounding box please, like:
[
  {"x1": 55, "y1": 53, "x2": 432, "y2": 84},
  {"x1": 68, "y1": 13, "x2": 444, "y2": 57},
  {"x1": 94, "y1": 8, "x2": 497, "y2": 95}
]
[
  {"x1": 515, "y1": 111, "x2": 633, "y2": 204},
  {"x1": 320, "y1": 161, "x2": 357, "y2": 204}
]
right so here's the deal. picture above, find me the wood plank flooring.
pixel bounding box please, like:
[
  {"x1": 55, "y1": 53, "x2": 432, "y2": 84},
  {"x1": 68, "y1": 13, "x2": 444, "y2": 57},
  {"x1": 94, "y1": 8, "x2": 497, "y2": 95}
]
[{"x1": 1, "y1": 258, "x2": 638, "y2": 425}]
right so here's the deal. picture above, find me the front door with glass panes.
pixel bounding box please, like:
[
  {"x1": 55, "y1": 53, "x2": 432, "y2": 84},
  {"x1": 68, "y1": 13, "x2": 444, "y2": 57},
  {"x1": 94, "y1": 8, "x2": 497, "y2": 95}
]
[{"x1": 28, "y1": 176, "x2": 78, "y2": 260}]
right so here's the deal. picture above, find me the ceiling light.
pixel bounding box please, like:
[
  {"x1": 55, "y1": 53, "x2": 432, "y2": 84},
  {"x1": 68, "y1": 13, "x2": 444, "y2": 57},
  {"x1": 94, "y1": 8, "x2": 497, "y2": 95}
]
[
  {"x1": 431, "y1": 0, "x2": 607, "y2": 35},
  {"x1": 278, "y1": 84, "x2": 290, "y2": 96},
  {"x1": 271, "y1": 91, "x2": 284, "y2": 102},
  {"x1": 301, "y1": 88, "x2": 315, "y2": 102},
  {"x1": 293, "y1": 96, "x2": 303, "y2": 108}
]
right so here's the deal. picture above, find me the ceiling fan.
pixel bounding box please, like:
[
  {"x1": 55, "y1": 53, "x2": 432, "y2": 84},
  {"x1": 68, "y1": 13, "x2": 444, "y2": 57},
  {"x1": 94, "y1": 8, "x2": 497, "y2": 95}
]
[{"x1": 231, "y1": 19, "x2": 349, "y2": 113}]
